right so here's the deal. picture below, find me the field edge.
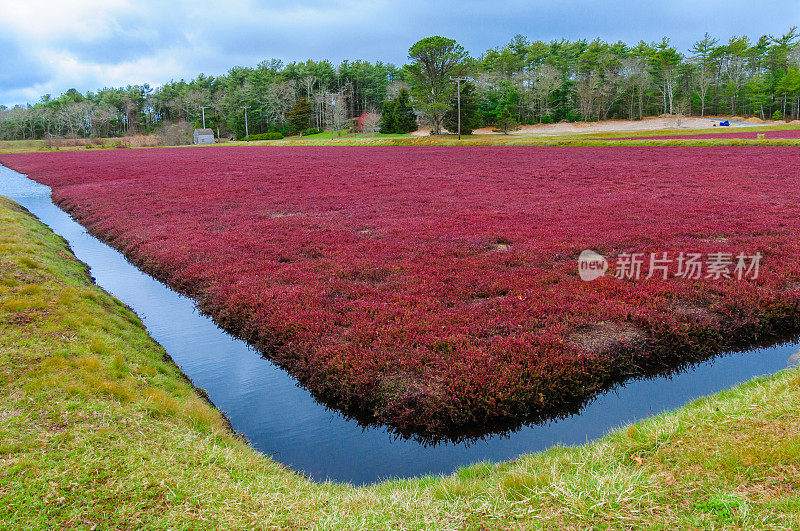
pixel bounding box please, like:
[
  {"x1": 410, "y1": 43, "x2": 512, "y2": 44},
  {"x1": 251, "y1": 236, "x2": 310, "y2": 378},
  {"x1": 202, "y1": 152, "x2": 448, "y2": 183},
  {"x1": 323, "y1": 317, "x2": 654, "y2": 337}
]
[
  {"x1": 2, "y1": 194, "x2": 800, "y2": 528},
  {"x1": 13, "y1": 146, "x2": 800, "y2": 441}
]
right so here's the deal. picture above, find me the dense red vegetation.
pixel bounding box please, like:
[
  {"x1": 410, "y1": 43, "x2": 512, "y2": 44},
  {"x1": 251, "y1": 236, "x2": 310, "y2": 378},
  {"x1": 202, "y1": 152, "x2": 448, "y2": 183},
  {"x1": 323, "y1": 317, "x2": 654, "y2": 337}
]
[{"x1": 3, "y1": 146, "x2": 799, "y2": 438}]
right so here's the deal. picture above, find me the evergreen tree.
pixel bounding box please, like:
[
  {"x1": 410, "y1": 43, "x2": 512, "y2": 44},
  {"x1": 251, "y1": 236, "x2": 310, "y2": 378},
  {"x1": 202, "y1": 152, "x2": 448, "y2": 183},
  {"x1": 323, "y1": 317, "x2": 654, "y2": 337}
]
[
  {"x1": 407, "y1": 36, "x2": 469, "y2": 134},
  {"x1": 495, "y1": 106, "x2": 520, "y2": 134},
  {"x1": 287, "y1": 97, "x2": 313, "y2": 132},
  {"x1": 443, "y1": 82, "x2": 480, "y2": 134},
  {"x1": 392, "y1": 88, "x2": 417, "y2": 133},
  {"x1": 8, "y1": 28, "x2": 800, "y2": 141},
  {"x1": 379, "y1": 88, "x2": 416, "y2": 134},
  {"x1": 379, "y1": 101, "x2": 396, "y2": 133}
]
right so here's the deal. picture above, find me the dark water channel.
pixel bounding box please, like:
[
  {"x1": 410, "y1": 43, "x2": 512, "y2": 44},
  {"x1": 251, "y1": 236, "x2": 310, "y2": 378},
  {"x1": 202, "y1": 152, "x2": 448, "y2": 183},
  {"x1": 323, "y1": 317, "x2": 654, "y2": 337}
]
[{"x1": 1, "y1": 163, "x2": 796, "y2": 485}]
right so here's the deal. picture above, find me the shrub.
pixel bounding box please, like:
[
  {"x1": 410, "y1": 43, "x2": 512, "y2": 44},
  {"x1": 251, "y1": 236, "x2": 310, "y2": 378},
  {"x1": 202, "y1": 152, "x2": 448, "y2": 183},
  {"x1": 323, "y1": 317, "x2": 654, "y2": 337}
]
[
  {"x1": 157, "y1": 121, "x2": 193, "y2": 146},
  {"x1": 126, "y1": 135, "x2": 160, "y2": 148},
  {"x1": 358, "y1": 113, "x2": 381, "y2": 135},
  {"x1": 566, "y1": 110, "x2": 583, "y2": 122},
  {"x1": 494, "y1": 107, "x2": 520, "y2": 134},
  {"x1": 43, "y1": 137, "x2": 104, "y2": 149}
]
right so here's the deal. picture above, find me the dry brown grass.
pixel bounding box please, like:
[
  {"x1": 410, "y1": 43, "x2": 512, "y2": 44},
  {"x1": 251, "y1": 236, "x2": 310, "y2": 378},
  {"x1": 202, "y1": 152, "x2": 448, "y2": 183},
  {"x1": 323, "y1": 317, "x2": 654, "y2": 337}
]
[{"x1": 124, "y1": 134, "x2": 161, "y2": 148}]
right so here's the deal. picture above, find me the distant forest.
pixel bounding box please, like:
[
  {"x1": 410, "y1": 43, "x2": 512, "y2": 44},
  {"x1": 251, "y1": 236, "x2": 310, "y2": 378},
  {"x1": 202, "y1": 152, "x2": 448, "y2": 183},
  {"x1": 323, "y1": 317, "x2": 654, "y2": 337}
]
[{"x1": 2, "y1": 28, "x2": 800, "y2": 140}]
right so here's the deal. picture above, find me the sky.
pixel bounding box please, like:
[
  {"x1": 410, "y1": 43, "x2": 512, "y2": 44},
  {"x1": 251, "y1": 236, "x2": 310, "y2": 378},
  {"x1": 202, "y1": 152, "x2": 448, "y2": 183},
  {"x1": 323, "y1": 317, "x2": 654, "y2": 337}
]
[{"x1": 1, "y1": 0, "x2": 798, "y2": 107}]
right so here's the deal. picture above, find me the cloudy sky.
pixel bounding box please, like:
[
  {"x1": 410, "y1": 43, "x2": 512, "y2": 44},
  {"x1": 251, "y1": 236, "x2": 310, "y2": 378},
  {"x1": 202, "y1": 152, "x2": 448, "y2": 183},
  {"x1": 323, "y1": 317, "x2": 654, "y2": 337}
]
[{"x1": 1, "y1": 0, "x2": 798, "y2": 107}]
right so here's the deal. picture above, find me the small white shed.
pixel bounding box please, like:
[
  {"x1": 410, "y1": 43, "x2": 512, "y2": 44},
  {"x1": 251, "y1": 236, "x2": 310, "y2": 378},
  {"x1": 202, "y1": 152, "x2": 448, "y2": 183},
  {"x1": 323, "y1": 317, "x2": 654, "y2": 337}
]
[{"x1": 193, "y1": 128, "x2": 214, "y2": 144}]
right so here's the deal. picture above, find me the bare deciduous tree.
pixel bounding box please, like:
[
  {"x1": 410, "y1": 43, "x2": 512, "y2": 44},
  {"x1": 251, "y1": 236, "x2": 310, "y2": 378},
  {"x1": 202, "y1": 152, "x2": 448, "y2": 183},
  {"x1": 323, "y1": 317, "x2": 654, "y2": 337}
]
[
  {"x1": 325, "y1": 92, "x2": 349, "y2": 134},
  {"x1": 361, "y1": 111, "x2": 381, "y2": 136},
  {"x1": 531, "y1": 65, "x2": 560, "y2": 120}
]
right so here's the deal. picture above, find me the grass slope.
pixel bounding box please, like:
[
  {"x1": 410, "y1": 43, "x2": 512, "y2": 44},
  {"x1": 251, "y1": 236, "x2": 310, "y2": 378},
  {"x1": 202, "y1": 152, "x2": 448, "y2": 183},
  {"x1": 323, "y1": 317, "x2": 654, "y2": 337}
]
[{"x1": 1, "y1": 195, "x2": 800, "y2": 528}]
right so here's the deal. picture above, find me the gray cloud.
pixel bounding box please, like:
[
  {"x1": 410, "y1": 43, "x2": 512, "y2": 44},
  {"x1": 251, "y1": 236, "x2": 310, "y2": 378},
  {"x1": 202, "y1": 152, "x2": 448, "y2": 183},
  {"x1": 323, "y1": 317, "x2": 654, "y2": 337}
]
[
  {"x1": 0, "y1": 34, "x2": 50, "y2": 90},
  {"x1": 2, "y1": 0, "x2": 799, "y2": 107}
]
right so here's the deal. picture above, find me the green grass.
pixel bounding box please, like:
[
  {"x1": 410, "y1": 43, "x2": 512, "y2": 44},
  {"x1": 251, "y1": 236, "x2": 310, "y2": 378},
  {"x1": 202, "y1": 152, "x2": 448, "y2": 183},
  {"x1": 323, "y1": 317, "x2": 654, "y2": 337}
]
[
  {"x1": 288, "y1": 130, "x2": 413, "y2": 141},
  {"x1": 235, "y1": 126, "x2": 800, "y2": 147},
  {"x1": 1, "y1": 195, "x2": 800, "y2": 528},
  {"x1": 0, "y1": 140, "x2": 48, "y2": 153},
  {"x1": 4, "y1": 122, "x2": 800, "y2": 153},
  {"x1": 0, "y1": 138, "x2": 128, "y2": 154},
  {"x1": 551, "y1": 121, "x2": 800, "y2": 139}
]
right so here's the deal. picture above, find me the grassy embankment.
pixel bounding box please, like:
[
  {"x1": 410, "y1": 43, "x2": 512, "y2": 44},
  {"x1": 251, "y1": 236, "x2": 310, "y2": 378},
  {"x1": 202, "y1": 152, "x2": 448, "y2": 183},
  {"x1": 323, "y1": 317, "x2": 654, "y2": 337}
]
[
  {"x1": 3, "y1": 122, "x2": 800, "y2": 153},
  {"x1": 2, "y1": 195, "x2": 800, "y2": 528}
]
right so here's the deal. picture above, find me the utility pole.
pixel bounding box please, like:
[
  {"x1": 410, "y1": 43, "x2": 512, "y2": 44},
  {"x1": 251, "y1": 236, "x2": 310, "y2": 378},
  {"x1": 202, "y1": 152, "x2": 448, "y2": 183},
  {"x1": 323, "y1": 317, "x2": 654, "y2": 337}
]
[
  {"x1": 200, "y1": 106, "x2": 209, "y2": 129},
  {"x1": 457, "y1": 78, "x2": 462, "y2": 141},
  {"x1": 242, "y1": 106, "x2": 250, "y2": 142},
  {"x1": 450, "y1": 77, "x2": 467, "y2": 140}
]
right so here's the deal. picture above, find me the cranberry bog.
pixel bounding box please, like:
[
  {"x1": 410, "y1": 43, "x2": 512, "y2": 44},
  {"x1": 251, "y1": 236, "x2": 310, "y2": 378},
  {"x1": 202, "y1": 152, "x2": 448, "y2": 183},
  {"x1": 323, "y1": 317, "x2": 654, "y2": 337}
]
[{"x1": 2, "y1": 146, "x2": 799, "y2": 440}]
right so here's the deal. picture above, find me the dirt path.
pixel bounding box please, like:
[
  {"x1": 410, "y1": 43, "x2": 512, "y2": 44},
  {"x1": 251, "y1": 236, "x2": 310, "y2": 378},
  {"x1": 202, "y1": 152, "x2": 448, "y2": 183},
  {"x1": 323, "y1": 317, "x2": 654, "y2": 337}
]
[{"x1": 412, "y1": 115, "x2": 792, "y2": 137}]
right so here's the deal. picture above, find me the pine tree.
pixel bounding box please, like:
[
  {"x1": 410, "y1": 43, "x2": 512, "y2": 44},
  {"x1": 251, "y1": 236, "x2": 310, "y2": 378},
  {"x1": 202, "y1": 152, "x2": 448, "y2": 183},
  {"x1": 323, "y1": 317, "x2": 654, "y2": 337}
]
[
  {"x1": 443, "y1": 82, "x2": 480, "y2": 135},
  {"x1": 393, "y1": 88, "x2": 417, "y2": 133},
  {"x1": 288, "y1": 98, "x2": 313, "y2": 132},
  {"x1": 495, "y1": 106, "x2": 519, "y2": 134},
  {"x1": 379, "y1": 101, "x2": 396, "y2": 133},
  {"x1": 379, "y1": 88, "x2": 416, "y2": 134}
]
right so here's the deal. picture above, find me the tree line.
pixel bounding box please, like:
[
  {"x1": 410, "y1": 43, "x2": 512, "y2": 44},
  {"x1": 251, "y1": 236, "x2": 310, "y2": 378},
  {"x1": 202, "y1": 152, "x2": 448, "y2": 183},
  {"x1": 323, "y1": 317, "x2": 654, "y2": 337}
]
[{"x1": 2, "y1": 28, "x2": 799, "y2": 141}]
